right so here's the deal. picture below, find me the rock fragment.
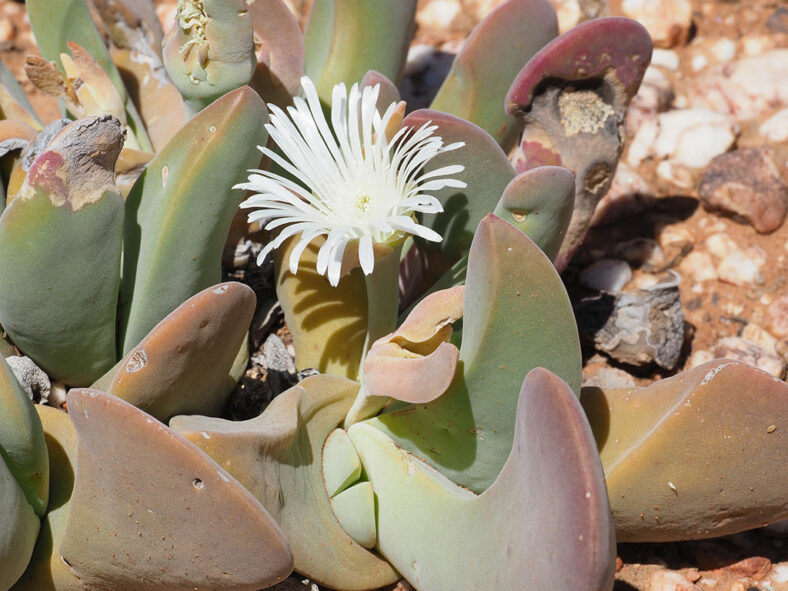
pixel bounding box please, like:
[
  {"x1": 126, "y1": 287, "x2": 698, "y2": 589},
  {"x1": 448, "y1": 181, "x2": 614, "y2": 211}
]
[
  {"x1": 713, "y1": 337, "x2": 785, "y2": 378},
  {"x1": 575, "y1": 272, "x2": 684, "y2": 369},
  {"x1": 699, "y1": 148, "x2": 788, "y2": 233},
  {"x1": 621, "y1": 0, "x2": 692, "y2": 48},
  {"x1": 580, "y1": 259, "x2": 633, "y2": 292},
  {"x1": 5, "y1": 355, "x2": 50, "y2": 402},
  {"x1": 691, "y1": 50, "x2": 788, "y2": 120}
]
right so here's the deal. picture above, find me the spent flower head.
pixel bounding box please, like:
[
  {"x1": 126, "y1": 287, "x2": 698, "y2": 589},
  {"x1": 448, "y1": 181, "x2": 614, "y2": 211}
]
[{"x1": 236, "y1": 76, "x2": 467, "y2": 286}]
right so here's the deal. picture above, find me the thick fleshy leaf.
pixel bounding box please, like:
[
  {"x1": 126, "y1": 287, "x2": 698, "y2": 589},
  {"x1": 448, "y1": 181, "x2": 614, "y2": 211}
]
[
  {"x1": 248, "y1": 0, "x2": 304, "y2": 106},
  {"x1": 350, "y1": 368, "x2": 615, "y2": 591},
  {"x1": 493, "y1": 165, "x2": 575, "y2": 261},
  {"x1": 402, "y1": 109, "x2": 515, "y2": 295},
  {"x1": 93, "y1": 282, "x2": 255, "y2": 422},
  {"x1": 0, "y1": 116, "x2": 124, "y2": 385},
  {"x1": 329, "y1": 482, "x2": 377, "y2": 549},
  {"x1": 506, "y1": 17, "x2": 652, "y2": 270},
  {"x1": 322, "y1": 428, "x2": 362, "y2": 498},
  {"x1": 0, "y1": 326, "x2": 14, "y2": 358},
  {"x1": 27, "y1": 0, "x2": 152, "y2": 151},
  {"x1": 369, "y1": 215, "x2": 582, "y2": 492},
  {"x1": 162, "y1": 0, "x2": 257, "y2": 115},
  {"x1": 430, "y1": 0, "x2": 558, "y2": 151},
  {"x1": 60, "y1": 389, "x2": 293, "y2": 590},
  {"x1": 11, "y1": 405, "x2": 81, "y2": 591},
  {"x1": 581, "y1": 359, "x2": 788, "y2": 542},
  {"x1": 409, "y1": 165, "x2": 577, "y2": 308},
  {"x1": 0, "y1": 356, "x2": 48, "y2": 516},
  {"x1": 119, "y1": 86, "x2": 267, "y2": 355},
  {"x1": 0, "y1": 456, "x2": 39, "y2": 591},
  {"x1": 304, "y1": 0, "x2": 416, "y2": 104},
  {"x1": 171, "y1": 375, "x2": 399, "y2": 591},
  {"x1": 361, "y1": 70, "x2": 401, "y2": 109},
  {"x1": 90, "y1": 0, "x2": 183, "y2": 149},
  {"x1": 275, "y1": 237, "x2": 367, "y2": 378},
  {"x1": 347, "y1": 286, "x2": 463, "y2": 425},
  {"x1": 0, "y1": 60, "x2": 42, "y2": 130}
]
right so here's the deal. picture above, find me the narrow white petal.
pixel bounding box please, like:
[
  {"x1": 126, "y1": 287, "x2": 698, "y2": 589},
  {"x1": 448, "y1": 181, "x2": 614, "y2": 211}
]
[{"x1": 358, "y1": 234, "x2": 374, "y2": 275}]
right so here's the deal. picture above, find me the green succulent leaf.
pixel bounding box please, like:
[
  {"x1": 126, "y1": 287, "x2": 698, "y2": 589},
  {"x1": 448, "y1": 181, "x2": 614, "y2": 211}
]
[
  {"x1": 11, "y1": 405, "x2": 81, "y2": 591},
  {"x1": 323, "y1": 428, "x2": 363, "y2": 498},
  {"x1": 171, "y1": 375, "x2": 399, "y2": 591},
  {"x1": 94, "y1": 282, "x2": 256, "y2": 422},
  {"x1": 162, "y1": 0, "x2": 257, "y2": 116},
  {"x1": 406, "y1": 165, "x2": 576, "y2": 311},
  {"x1": 0, "y1": 59, "x2": 42, "y2": 127},
  {"x1": 304, "y1": 0, "x2": 416, "y2": 104},
  {"x1": 248, "y1": 0, "x2": 305, "y2": 107},
  {"x1": 275, "y1": 237, "x2": 367, "y2": 378},
  {"x1": 430, "y1": 0, "x2": 558, "y2": 151},
  {"x1": 0, "y1": 357, "x2": 48, "y2": 517},
  {"x1": 60, "y1": 389, "x2": 293, "y2": 590},
  {"x1": 349, "y1": 368, "x2": 614, "y2": 591},
  {"x1": 0, "y1": 116, "x2": 124, "y2": 386},
  {"x1": 581, "y1": 359, "x2": 788, "y2": 542},
  {"x1": 0, "y1": 455, "x2": 39, "y2": 591},
  {"x1": 369, "y1": 215, "x2": 582, "y2": 493},
  {"x1": 119, "y1": 86, "x2": 267, "y2": 355}
]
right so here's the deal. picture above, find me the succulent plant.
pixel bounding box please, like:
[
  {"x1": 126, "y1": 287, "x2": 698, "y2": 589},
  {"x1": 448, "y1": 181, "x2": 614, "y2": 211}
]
[{"x1": 0, "y1": 0, "x2": 786, "y2": 590}]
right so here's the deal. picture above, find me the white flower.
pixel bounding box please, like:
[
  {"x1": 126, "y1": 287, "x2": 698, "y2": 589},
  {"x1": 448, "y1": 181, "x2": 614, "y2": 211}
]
[{"x1": 236, "y1": 76, "x2": 467, "y2": 286}]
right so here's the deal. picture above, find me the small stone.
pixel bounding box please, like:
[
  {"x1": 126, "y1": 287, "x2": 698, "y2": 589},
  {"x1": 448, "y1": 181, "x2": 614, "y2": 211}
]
[
  {"x1": 741, "y1": 323, "x2": 778, "y2": 355},
  {"x1": 575, "y1": 272, "x2": 684, "y2": 369},
  {"x1": 654, "y1": 109, "x2": 738, "y2": 169},
  {"x1": 252, "y1": 334, "x2": 297, "y2": 396},
  {"x1": 646, "y1": 569, "x2": 702, "y2": 591},
  {"x1": 580, "y1": 259, "x2": 633, "y2": 292},
  {"x1": 699, "y1": 148, "x2": 788, "y2": 233},
  {"x1": 261, "y1": 334, "x2": 296, "y2": 374},
  {"x1": 759, "y1": 108, "x2": 788, "y2": 144},
  {"x1": 621, "y1": 0, "x2": 692, "y2": 48},
  {"x1": 627, "y1": 118, "x2": 659, "y2": 167},
  {"x1": 713, "y1": 337, "x2": 785, "y2": 378},
  {"x1": 630, "y1": 273, "x2": 661, "y2": 290},
  {"x1": 628, "y1": 109, "x2": 738, "y2": 169},
  {"x1": 5, "y1": 356, "x2": 50, "y2": 402},
  {"x1": 581, "y1": 365, "x2": 636, "y2": 389},
  {"x1": 768, "y1": 296, "x2": 788, "y2": 338},
  {"x1": 658, "y1": 225, "x2": 695, "y2": 250},
  {"x1": 691, "y1": 54, "x2": 707, "y2": 72},
  {"x1": 417, "y1": 0, "x2": 462, "y2": 29},
  {"x1": 691, "y1": 50, "x2": 788, "y2": 120},
  {"x1": 772, "y1": 561, "x2": 788, "y2": 583},
  {"x1": 742, "y1": 35, "x2": 775, "y2": 57},
  {"x1": 766, "y1": 6, "x2": 788, "y2": 34},
  {"x1": 0, "y1": 17, "x2": 14, "y2": 44},
  {"x1": 592, "y1": 163, "x2": 656, "y2": 226},
  {"x1": 688, "y1": 349, "x2": 715, "y2": 368},
  {"x1": 678, "y1": 251, "x2": 717, "y2": 283},
  {"x1": 705, "y1": 232, "x2": 740, "y2": 259},
  {"x1": 656, "y1": 161, "x2": 696, "y2": 189},
  {"x1": 716, "y1": 250, "x2": 764, "y2": 287},
  {"x1": 626, "y1": 66, "x2": 674, "y2": 136},
  {"x1": 48, "y1": 381, "x2": 67, "y2": 408},
  {"x1": 716, "y1": 556, "x2": 772, "y2": 581},
  {"x1": 710, "y1": 38, "x2": 737, "y2": 63},
  {"x1": 651, "y1": 48, "x2": 681, "y2": 70},
  {"x1": 553, "y1": 0, "x2": 582, "y2": 32}
]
